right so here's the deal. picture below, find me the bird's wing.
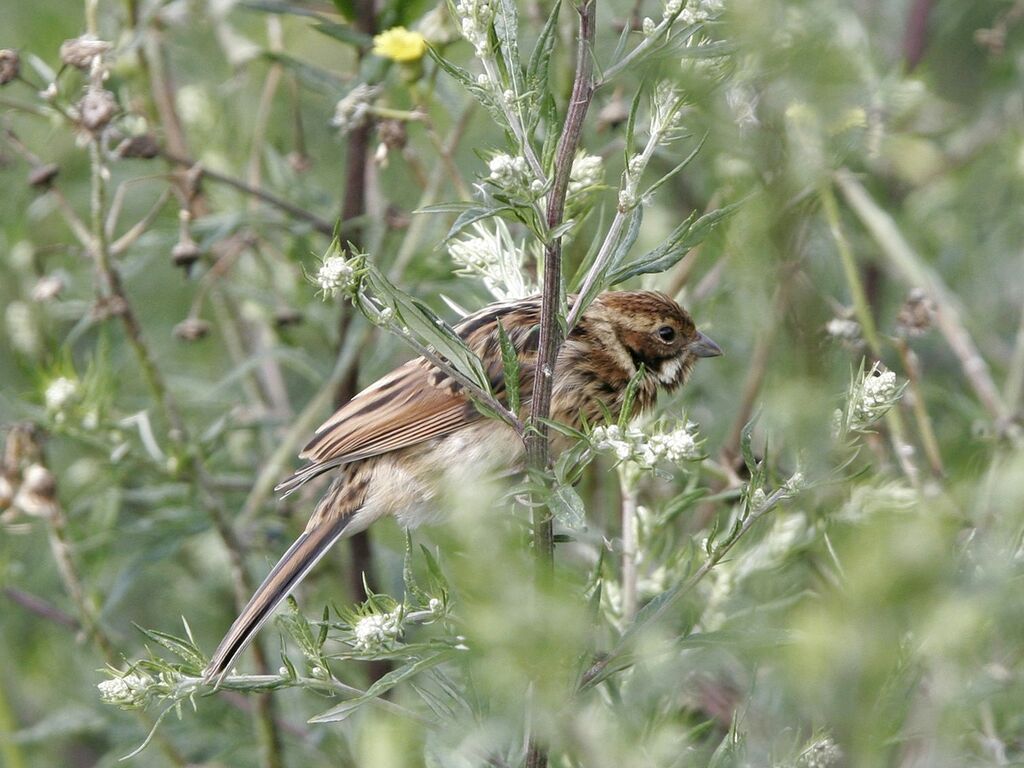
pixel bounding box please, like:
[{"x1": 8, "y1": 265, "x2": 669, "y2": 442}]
[
  {"x1": 275, "y1": 358, "x2": 478, "y2": 496},
  {"x1": 275, "y1": 297, "x2": 543, "y2": 497}
]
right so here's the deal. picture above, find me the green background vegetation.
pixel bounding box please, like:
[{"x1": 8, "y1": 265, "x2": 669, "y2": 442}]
[{"x1": 1, "y1": 0, "x2": 1023, "y2": 766}]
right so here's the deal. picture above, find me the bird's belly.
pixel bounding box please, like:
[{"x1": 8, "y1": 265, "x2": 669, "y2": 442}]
[{"x1": 360, "y1": 421, "x2": 524, "y2": 529}]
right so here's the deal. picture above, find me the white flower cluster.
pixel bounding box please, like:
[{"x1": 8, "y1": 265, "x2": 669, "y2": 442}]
[
  {"x1": 650, "y1": 81, "x2": 686, "y2": 142},
  {"x1": 316, "y1": 253, "x2": 358, "y2": 299},
  {"x1": 567, "y1": 152, "x2": 604, "y2": 196},
  {"x1": 677, "y1": 0, "x2": 724, "y2": 25},
  {"x1": 725, "y1": 83, "x2": 759, "y2": 131},
  {"x1": 449, "y1": 220, "x2": 535, "y2": 300},
  {"x1": 591, "y1": 422, "x2": 700, "y2": 468},
  {"x1": 352, "y1": 610, "x2": 402, "y2": 651},
  {"x1": 487, "y1": 152, "x2": 532, "y2": 192},
  {"x1": 826, "y1": 317, "x2": 861, "y2": 342},
  {"x1": 851, "y1": 368, "x2": 901, "y2": 431},
  {"x1": 97, "y1": 672, "x2": 154, "y2": 709},
  {"x1": 45, "y1": 377, "x2": 78, "y2": 412},
  {"x1": 454, "y1": 0, "x2": 495, "y2": 57},
  {"x1": 331, "y1": 84, "x2": 378, "y2": 135}
]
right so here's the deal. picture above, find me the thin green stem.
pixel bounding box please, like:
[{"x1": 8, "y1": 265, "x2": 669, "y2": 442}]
[{"x1": 821, "y1": 182, "x2": 921, "y2": 488}]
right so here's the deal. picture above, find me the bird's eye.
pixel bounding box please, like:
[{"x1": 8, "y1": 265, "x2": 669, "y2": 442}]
[{"x1": 657, "y1": 325, "x2": 676, "y2": 342}]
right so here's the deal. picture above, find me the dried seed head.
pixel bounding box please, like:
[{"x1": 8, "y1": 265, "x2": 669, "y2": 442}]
[
  {"x1": 78, "y1": 89, "x2": 118, "y2": 132},
  {"x1": 171, "y1": 240, "x2": 202, "y2": 270},
  {"x1": 173, "y1": 317, "x2": 210, "y2": 341},
  {"x1": 27, "y1": 163, "x2": 60, "y2": 189},
  {"x1": 116, "y1": 133, "x2": 160, "y2": 159},
  {"x1": 59, "y1": 36, "x2": 111, "y2": 69},
  {"x1": 377, "y1": 119, "x2": 407, "y2": 151},
  {"x1": 896, "y1": 288, "x2": 935, "y2": 338},
  {"x1": 0, "y1": 49, "x2": 20, "y2": 86}
]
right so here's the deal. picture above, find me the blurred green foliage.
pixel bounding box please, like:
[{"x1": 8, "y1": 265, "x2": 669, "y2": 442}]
[{"x1": 2, "y1": 0, "x2": 1023, "y2": 766}]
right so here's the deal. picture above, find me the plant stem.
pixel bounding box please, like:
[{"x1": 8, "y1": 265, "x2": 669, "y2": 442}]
[
  {"x1": 523, "y1": 5, "x2": 597, "y2": 767},
  {"x1": 160, "y1": 148, "x2": 335, "y2": 236},
  {"x1": 895, "y1": 338, "x2": 945, "y2": 478},
  {"x1": 619, "y1": 473, "x2": 639, "y2": 621},
  {"x1": 526, "y1": 0, "x2": 597, "y2": 573}
]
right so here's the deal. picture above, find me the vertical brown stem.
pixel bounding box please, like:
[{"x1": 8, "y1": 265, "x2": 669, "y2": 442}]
[
  {"x1": 525, "y1": 0, "x2": 597, "y2": 568},
  {"x1": 336, "y1": 0, "x2": 389, "y2": 685},
  {"x1": 524, "y1": 4, "x2": 597, "y2": 767}
]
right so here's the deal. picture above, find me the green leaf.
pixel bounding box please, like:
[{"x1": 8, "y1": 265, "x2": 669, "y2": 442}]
[
  {"x1": 388, "y1": 0, "x2": 433, "y2": 26},
  {"x1": 617, "y1": 363, "x2": 648, "y2": 428},
  {"x1": 361, "y1": 263, "x2": 492, "y2": 394},
  {"x1": 312, "y1": 22, "x2": 373, "y2": 48},
  {"x1": 609, "y1": 11, "x2": 634, "y2": 67},
  {"x1": 415, "y1": 201, "x2": 479, "y2": 215},
  {"x1": 309, "y1": 651, "x2": 453, "y2": 722},
  {"x1": 419, "y1": 545, "x2": 450, "y2": 591},
  {"x1": 643, "y1": 132, "x2": 707, "y2": 198},
  {"x1": 548, "y1": 482, "x2": 586, "y2": 531},
  {"x1": 329, "y1": 0, "x2": 356, "y2": 19},
  {"x1": 495, "y1": 319, "x2": 521, "y2": 414},
  {"x1": 261, "y1": 52, "x2": 346, "y2": 93},
  {"x1": 740, "y1": 413, "x2": 759, "y2": 478},
  {"x1": 494, "y1": 0, "x2": 523, "y2": 93},
  {"x1": 623, "y1": 82, "x2": 645, "y2": 165},
  {"x1": 526, "y1": 0, "x2": 561, "y2": 96},
  {"x1": 678, "y1": 39, "x2": 736, "y2": 59},
  {"x1": 133, "y1": 625, "x2": 205, "y2": 670},
  {"x1": 240, "y1": 0, "x2": 332, "y2": 20},
  {"x1": 576, "y1": 205, "x2": 643, "y2": 313},
  {"x1": 607, "y1": 200, "x2": 743, "y2": 284},
  {"x1": 443, "y1": 206, "x2": 510, "y2": 242},
  {"x1": 428, "y1": 45, "x2": 477, "y2": 90}
]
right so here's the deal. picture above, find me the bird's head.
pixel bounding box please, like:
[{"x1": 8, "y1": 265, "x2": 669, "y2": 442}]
[{"x1": 596, "y1": 290, "x2": 722, "y2": 391}]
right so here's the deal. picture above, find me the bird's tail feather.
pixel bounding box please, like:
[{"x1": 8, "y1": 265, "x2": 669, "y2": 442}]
[{"x1": 204, "y1": 517, "x2": 351, "y2": 682}]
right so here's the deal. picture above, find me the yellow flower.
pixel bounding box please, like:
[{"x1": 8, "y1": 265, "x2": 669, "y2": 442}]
[{"x1": 372, "y1": 27, "x2": 427, "y2": 63}]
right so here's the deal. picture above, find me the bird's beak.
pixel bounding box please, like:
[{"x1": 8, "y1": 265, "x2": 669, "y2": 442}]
[{"x1": 689, "y1": 331, "x2": 723, "y2": 358}]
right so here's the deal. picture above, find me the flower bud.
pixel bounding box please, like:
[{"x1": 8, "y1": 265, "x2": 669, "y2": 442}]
[
  {"x1": 78, "y1": 89, "x2": 118, "y2": 132},
  {"x1": 171, "y1": 240, "x2": 202, "y2": 271},
  {"x1": 173, "y1": 317, "x2": 210, "y2": 342},
  {"x1": 59, "y1": 36, "x2": 110, "y2": 69},
  {"x1": 116, "y1": 133, "x2": 160, "y2": 159}
]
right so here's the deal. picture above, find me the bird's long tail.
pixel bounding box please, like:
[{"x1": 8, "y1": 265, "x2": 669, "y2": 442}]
[{"x1": 204, "y1": 517, "x2": 351, "y2": 682}]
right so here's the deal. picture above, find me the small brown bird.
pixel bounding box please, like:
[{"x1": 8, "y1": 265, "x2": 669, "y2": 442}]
[{"x1": 205, "y1": 290, "x2": 721, "y2": 678}]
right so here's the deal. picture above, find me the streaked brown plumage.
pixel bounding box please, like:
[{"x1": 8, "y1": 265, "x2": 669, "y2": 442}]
[{"x1": 205, "y1": 290, "x2": 721, "y2": 679}]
